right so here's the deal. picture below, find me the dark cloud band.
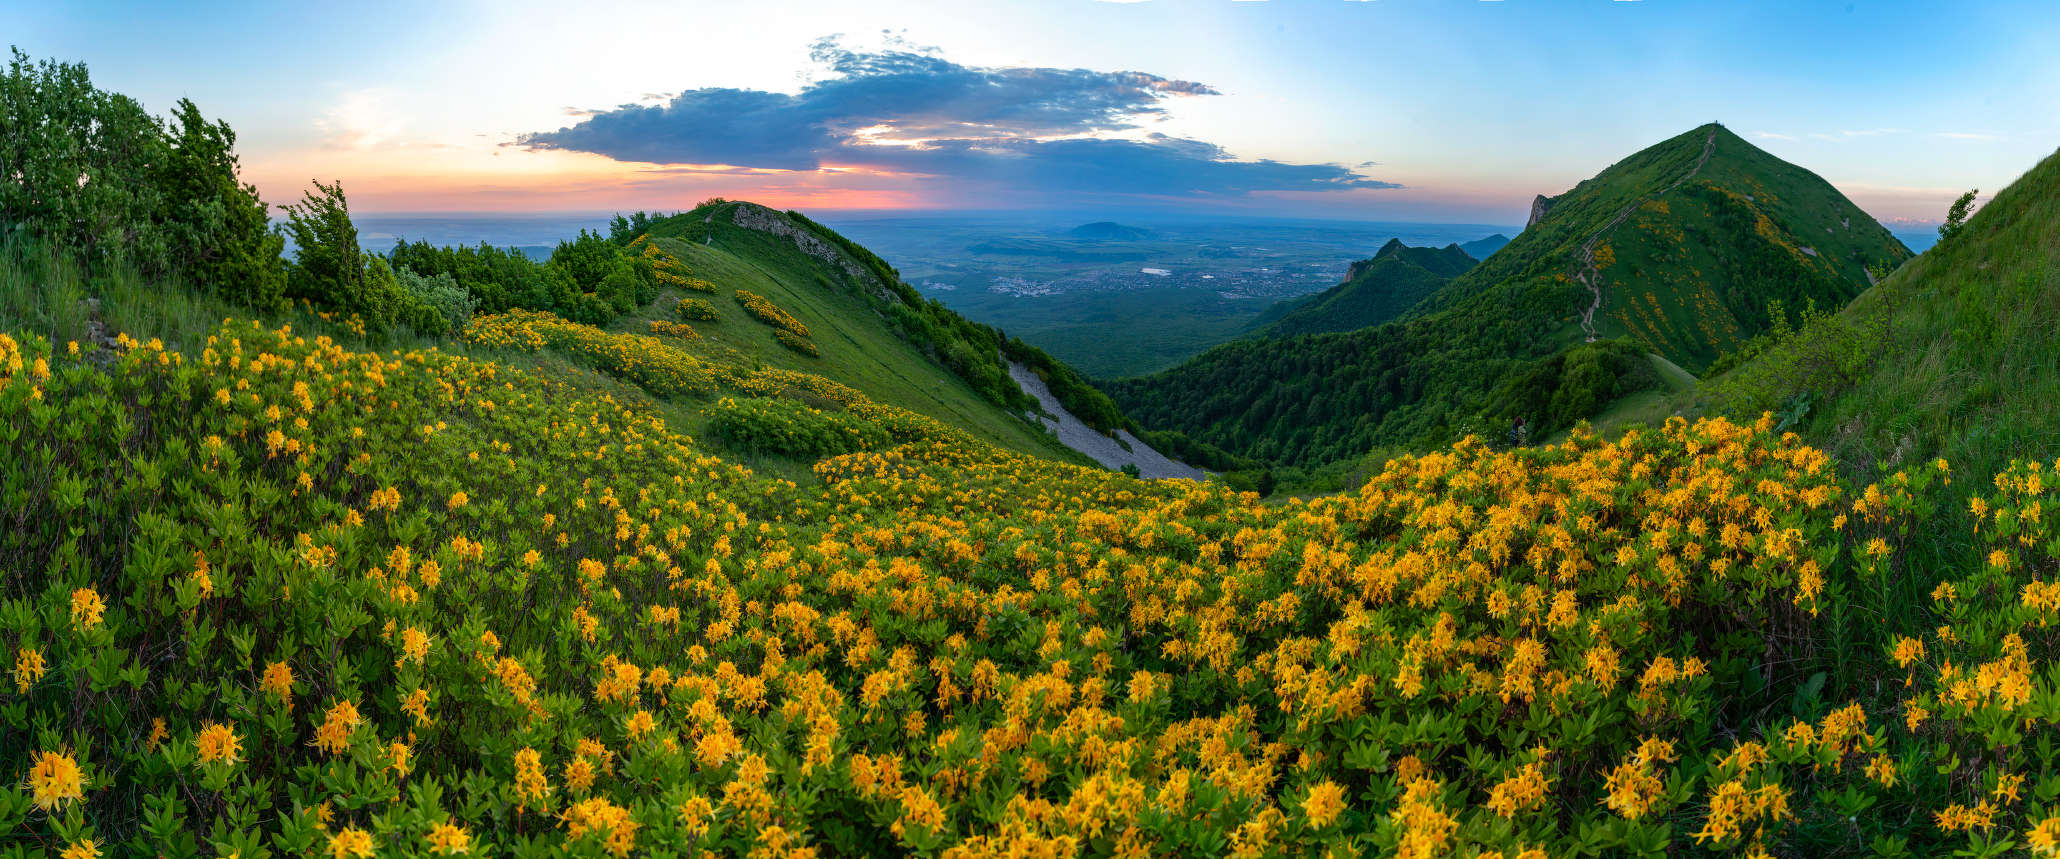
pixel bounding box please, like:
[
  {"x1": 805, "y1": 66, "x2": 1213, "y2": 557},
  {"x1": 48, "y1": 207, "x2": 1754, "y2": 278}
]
[{"x1": 516, "y1": 38, "x2": 1396, "y2": 198}]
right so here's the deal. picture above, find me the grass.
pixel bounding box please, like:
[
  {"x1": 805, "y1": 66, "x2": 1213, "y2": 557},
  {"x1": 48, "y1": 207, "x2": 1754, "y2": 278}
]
[{"x1": 644, "y1": 211, "x2": 1089, "y2": 466}]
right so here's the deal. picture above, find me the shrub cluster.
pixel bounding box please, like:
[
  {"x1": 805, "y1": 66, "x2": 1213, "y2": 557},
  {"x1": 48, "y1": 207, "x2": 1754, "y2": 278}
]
[
  {"x1": 733, "y1": 290, "x2": 810, "y2": 339},
  {"x1": 706, "y1": 396, "x2": 890, "y2": 458},
  {"x1": 674, "y1": 297, "x2": 719, "y2": 322},
  {"x1": 647, "y1": 320, "x2": 701, "y2": 340},
  {"x1": 733, "y1": 289, "x2": 818, "y2": 356}
]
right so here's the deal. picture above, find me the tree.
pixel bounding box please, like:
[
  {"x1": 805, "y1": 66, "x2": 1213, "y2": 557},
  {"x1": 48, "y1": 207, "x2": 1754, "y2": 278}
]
[
  {"x1": 0, "y1": 47, "x2": 168, "y2": 269},
  {"x1": 1939, "y1": 189, "x2": 1978, "y2": 242},
  {"x1": 281, "y1": 180, "x2": 399, "y2": 330},
  {"x1": 157, "y1": 98, "x2": 286, "y2": 310}
]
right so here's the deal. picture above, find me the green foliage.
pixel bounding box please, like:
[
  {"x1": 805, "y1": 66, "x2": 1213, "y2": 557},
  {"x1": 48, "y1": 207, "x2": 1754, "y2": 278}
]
[
  {"x1": 1108, "y1": 124, "x2": 1912, "y2": 469},
  {"x1": 386, "y1": 240, "x2": 551, "y2": 314},
  {"x1": 650, "y1": 203, "x2": 1138, "y2": 443},
  {"x1": 1003, "y1": 338, "x2": 1132, "y2": 437},
  {"x1": 774, "y1": 327, "x2": 819, "y2": 357},
  {"x1": 606, "y1": 210, "x2": 672, "y2": 245},
  {"x1": 1939, "y1": 189, "x2": 1978, "y2": 243},
  {"x1": 1488, "y1": 339, "x2": 1661, "y2": 433},
  {"x1": 1711, "y1": 145, "x2": 2060, "y2": 503},
  {"x1": 674, "y1": 297, "x2": 718, "y2": 322},
  {"x1": 1, "y1": 48, "x2": 283, "y2": 309},
  {"x1": 707, "y1": 396, "x2": 890, "y2": 457},
  {"x1": 1254, "y1": 240, "x2": 1476, "y2": 338},
  {"x1": 280, "y1": 180, "x2": 403, "y2": 331},
  {"x1": 1131, "y1": 427, "x2": 1260, "y2": 473},
  {"x1": 391, "y1": 266, "x2": 474, "y2": 336}
]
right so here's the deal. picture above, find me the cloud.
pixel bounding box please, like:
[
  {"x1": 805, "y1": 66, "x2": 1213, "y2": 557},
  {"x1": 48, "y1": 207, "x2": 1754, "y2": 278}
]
[
  {"x1": 1750, "y1": 130, "x2": 1797, "y2": 142},
  {"x1": 1933, "y1": 131, "x2": 2003, "y2": 141},
  {"x1": 515, "y1": 37, "x2": 1392, "y2": 199},
  {"x1": 321, "y1": 88, "x2": 404, "y2": 149}
]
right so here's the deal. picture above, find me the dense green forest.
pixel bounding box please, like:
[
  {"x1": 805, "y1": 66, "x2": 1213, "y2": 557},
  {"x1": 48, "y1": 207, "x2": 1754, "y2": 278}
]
[
  {"x1": 1249, "y1": 239, "x2": 1478, "y2": 338},
  {"x1": 1106, "y1": 124, "x2": 1912, "y2": 468}
]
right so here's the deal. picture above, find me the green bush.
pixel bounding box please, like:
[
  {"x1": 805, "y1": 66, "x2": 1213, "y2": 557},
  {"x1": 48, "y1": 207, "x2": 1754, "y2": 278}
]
[
  {"x1": 707, "y1": 396, "x2": 889, "y2": 458},
  {"x1": 393, "y1": 266, "x2": 475, "y2": 336},
  {"x1": 675, "y1": 297, "x2": 718, "y2": 321}
]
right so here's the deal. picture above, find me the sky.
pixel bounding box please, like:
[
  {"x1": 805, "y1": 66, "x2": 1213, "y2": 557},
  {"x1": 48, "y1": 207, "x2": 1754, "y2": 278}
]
[{"x1": 7, "y1": 0, "x2": 2058, "y2": 226}]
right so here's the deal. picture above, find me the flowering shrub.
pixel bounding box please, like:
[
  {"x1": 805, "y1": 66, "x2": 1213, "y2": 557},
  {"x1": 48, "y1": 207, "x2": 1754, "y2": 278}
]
[
  {"x1": 734, "y1": 289, "x2": 811, "y2": 338},
  {"x1": 647, "y1": 319, "x2": 701, "y2": 340},
  {"x1": 774, "y1": 328, "x2": 819, "y2": 357},
  {"x1": 707, "y1": 396, "x2": 890, "y2": 457},
  {"x1": 674, "y1": 297, "x2": 718, "y2": 322},
  {"x1": 0, "y1": 315, "x2": 2046, "y2": 857}
]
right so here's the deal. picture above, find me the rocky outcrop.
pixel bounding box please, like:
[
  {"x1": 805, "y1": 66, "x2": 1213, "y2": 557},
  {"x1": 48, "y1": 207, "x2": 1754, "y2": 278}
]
[
  {"x1": 1526, "y1": 194, "x2": 1554, "y2": 229},
  {"x1": 725, "y1": 203, "x2": 896, "y2": 303}
]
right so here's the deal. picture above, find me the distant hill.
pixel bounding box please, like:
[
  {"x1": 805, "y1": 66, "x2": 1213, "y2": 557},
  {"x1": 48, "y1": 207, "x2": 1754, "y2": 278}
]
[
  {"x1": 1105, "y1": 124, "x2": 1913, "y2": 467},
  {"x1": 1459, "y1": 233, "x2": 1511, "y2": 260},
  {"x1": 1067, "y1": 221, "x2": 1154, "y2": 241},
  {"x1": 1249, "y1": 239, "x2": 1476, "y2": 338}
]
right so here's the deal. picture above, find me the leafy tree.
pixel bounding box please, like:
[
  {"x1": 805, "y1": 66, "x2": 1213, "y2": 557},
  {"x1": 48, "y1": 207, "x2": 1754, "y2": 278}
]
[
  {"x1": 2, "y1": 48, "x2": 286, "y2": 309},
  {"x1": 1, "y1": 47, "x2": 170, "y2": 268},
  {"x1": 281, "y1": 180, "x2": 400, "y2": 330},
  {"x1": 1939, "y1": 189, "x2": 1978, "y2": 242},
  {"x1": 156, "y1": 98, "x2": 287, "y2": 310}
]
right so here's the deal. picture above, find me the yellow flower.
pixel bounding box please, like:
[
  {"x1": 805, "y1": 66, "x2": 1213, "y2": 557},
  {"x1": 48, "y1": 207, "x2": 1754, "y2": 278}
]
[
  {"x1": 514, "y1": 747, "x2": 550, "y2": 805},
  {"x1": 262, "y1": 661, "x2": 295, "y2": 709},
  {"x1": 447, "y1": 491, "x2": 468, "y2": 510},
  {"x1": 312, "y1": 699, "x2": 362, "y2": 755},
  {"x1": 397, "y1": 626, "x2": 431, "y2": 667},
  {"x1": 25, "y1": 749, "x2": 86, "y2": 811},
  {"x1": 389, "y1": 742, "x2": 412, "y2": 778},
  {"x1": 1302, "y1": 780, "x2": 1347, "y2": 828},
  {"x1": 60, "y1": 839, "x2": 100, "y2": 859},
  {"x1": 1486, "y1": 762, "x2": 1551, "y2": 818},
  {"x1": 327, "y1": 826, "x2": 376, "y2": 858},
  {"x1": 70, "y1": 588, "x2": 106, "y2": 631},
  {"x1": 12, "y1": 646, "x2": 45, "y2": 692},
  {"x1": 197, "y1": 722, "x2": 242, "y2": 765},
  {"x1": 2027, "y1": 816, "x2": 2060, "y2": 856},
  {"x1": 426, "y1": 822, "x2": 471, "y2": 854}
]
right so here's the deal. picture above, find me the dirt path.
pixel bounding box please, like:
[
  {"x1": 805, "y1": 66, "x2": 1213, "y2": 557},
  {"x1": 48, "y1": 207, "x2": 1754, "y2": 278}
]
[
  {"x1": 1574, "y1": 127, "x2": 1718, "y2": 341},
  {"x1": 1007, "y1": 361, "x2": 1206, "y2": 480}
]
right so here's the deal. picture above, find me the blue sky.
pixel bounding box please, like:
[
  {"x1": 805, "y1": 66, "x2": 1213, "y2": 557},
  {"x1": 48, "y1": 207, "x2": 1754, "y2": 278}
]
[{"x1": 7, "y1": 0, "x2": 2055, "y2": 224}]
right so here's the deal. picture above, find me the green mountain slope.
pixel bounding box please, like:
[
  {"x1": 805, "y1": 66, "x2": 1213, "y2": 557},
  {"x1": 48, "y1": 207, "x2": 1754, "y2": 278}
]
[
  {"x1": 1708, "y1": 143, "x2": 2060, "y2": 487},
  {"x1": 629, "y1": 201, "x2": 1150, "y2": 462},
  {"x1": 1105, "y1": 124, "x2": 1912, "y2": 467},
  {"x1": 1249, "y1": 239, "x2": 1476, "y2": 338}
]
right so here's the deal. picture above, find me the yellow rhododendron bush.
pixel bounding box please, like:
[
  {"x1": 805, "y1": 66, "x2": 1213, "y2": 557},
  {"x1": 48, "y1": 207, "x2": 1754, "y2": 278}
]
[{"x1": 0, "y1": 320, "x2": 2048, "y2": 857}]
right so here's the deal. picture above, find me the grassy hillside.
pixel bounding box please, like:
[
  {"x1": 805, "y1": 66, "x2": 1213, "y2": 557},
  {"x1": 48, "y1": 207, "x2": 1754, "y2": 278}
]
[
  {"x1": 611, "y1": 206, "x2": 1081, "y2": 462},
  {"x1": 1707, "y1": 143, "x2": 2060, "y2": 499},
  {"x1": 1106, "y1": 124, "x2": 1911, "y2": 467},
  {"x1": 648, "y1": 201, "x2": 1149, "y2": 446},
  {"x1": 1249, "y1": 240, "x2": 1476, "y2": 338}
]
